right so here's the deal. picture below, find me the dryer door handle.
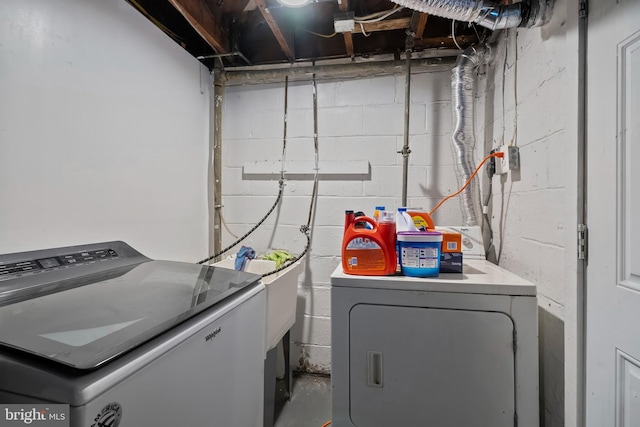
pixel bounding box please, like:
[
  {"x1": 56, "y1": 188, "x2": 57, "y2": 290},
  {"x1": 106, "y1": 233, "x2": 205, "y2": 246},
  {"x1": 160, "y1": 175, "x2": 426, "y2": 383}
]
[{"x1": 367, "y1": 351, "x2": 384, "y2": 388}]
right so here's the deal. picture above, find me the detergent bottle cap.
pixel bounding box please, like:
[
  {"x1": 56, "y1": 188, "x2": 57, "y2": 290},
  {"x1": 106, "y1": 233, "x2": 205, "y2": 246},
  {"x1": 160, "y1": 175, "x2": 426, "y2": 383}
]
[{"x1": 398, "y1": 207, "x2": 407, "y2": 212}]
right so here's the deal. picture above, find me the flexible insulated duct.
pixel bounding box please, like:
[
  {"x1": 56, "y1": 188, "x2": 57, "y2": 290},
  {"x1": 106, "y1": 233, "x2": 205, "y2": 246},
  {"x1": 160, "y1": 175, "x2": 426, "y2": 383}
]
[
  {"x1": 389, "y1": 0, "x2": 545, "y2": 30},
  {"x1": 451, "y1": 45, "x2": 488, "y2": 226}
]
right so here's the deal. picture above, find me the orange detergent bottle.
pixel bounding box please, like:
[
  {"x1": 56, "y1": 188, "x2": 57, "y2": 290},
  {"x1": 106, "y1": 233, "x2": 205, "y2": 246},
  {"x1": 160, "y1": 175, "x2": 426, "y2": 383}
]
[
  {"x1": 407, "y1": 209, "x2": 436, "y2": 231},
  {"x1": 342, "y1": 210, "x2": 396, "y2": 276}
]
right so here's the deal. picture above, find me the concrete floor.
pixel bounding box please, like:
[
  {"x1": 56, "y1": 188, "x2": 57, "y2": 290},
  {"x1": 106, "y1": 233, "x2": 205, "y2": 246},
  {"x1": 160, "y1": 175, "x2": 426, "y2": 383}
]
[{"x1": 273, "y1": 374, "x2": 331, "y2": 427}]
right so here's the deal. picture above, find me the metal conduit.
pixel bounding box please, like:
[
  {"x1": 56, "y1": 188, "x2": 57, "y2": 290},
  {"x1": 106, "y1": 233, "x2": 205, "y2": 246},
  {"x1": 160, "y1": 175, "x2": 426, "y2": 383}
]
[
  {"x1": 212, "y1": 72, "x2": 225, "y2": 260},
  {"x1": 401, "y1": 49, "x2": 412, "y2": 207}
]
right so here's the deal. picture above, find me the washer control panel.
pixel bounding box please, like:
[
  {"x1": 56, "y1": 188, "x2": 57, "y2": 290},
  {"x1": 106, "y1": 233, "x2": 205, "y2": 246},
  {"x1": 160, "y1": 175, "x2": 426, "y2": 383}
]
[
  {"x1": 0, "y1": 248, "x2": 119, "y2": 281},
  {"x1": 0, "y1": 241, "x2": 150, "y2": 306}
]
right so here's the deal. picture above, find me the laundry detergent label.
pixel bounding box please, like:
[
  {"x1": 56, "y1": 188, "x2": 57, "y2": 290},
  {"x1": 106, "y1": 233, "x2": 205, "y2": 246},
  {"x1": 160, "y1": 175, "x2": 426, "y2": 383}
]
[
  {"x1": 401, "y1": 247, "x2": 438, "y2": 268},
  {"x1": 412, "y1": 216, "x2": 429, "y2": 231},
  {"x1": 345, "y1": 238, "x2": 385, "y2": 271},
  {"x1": 346, "y1": 238, "x2": 381, "y2": 250}
]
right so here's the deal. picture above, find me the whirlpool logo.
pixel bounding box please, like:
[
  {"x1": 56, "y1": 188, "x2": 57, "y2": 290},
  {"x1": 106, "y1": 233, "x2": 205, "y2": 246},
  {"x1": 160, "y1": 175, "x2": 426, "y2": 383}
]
[
  {"x1": 205, "y1": 326, "x2": 222, "y2": 342},
  {"x1": 1, "y1": 405, "x2": 68, "y2": 426}
]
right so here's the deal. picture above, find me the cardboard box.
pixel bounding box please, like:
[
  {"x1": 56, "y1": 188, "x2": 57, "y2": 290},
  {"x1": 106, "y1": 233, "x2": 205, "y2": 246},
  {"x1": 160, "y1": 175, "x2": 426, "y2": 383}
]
[
  {"x1": 441, "y1": 230, "x2": 462, "y2": 253},
  {"x1": 440, "y1": 251, "x2": 463, "y2": 273}
]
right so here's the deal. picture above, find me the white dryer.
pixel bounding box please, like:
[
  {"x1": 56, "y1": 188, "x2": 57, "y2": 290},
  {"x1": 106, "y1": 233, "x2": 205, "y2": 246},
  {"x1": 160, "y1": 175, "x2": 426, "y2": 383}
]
[{"x1": 330, "y1": 226, "x2": 538, "y2": 427}]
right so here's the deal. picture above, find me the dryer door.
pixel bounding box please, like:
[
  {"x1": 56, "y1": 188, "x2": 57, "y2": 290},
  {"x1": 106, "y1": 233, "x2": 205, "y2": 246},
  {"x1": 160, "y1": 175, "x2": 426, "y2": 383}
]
[{"x1": 349, "y1": 304, "x2": 515, "y2": 427}]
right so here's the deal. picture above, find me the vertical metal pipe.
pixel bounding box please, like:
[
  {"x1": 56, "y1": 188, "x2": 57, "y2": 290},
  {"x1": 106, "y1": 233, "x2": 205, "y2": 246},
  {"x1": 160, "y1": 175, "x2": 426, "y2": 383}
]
[
  {"x1": 401, "y1": 49, "x2": 412, "y2": 207},
  {"x1": 213, "y1": 72, "x2": 225, "y2": 261},
  {"x1": 281, "y1": 76, "x2": 289, "y2": 182},
  {"x1": 207, "y1": 74, "x2": 215, "y2": 258},
  {"x1": 577, "y1": 1, "x2": 587, "y2": 425},
  {"x1": 312, "y1": 73, "x2": 318, "y2": 152}
]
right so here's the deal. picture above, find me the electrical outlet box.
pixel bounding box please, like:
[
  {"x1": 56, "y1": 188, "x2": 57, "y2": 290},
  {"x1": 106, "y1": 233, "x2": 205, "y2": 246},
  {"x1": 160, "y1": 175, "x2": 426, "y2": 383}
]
[
  {"x1": 507, "y1": 145, "x2": 520, "y2": 170},
  {"x1": 334, "y1": 12, "x2": 355, "y2": 33},
  {"x1": 495, "y1": 145, "x2": 520, "y2": 175}
]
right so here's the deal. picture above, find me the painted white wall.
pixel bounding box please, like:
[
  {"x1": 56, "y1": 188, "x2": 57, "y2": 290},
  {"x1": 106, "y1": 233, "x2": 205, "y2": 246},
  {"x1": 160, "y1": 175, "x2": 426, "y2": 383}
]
[
  {"x1": 476, "y1": 0, "x2": 578, "y2": 425},
  {"x1": 0, "y1": 0, "x2": 211, "y2": 261},
  {"x1": 221, "y1": 70, "x2": 462, "y2": 372}
]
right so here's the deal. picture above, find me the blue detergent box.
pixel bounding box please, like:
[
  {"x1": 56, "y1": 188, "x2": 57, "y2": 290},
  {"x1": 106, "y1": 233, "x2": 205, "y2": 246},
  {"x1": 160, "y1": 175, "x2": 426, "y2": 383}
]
[{"x1": 439, "y1": 251, "x2": 463, "y2": 273}]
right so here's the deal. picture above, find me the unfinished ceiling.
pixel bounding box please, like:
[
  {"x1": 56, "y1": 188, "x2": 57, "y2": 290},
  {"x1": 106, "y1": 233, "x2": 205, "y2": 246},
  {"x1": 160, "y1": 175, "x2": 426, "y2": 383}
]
[{"x1": 126, "y1": 0, "x2": 484, "y2": 68}]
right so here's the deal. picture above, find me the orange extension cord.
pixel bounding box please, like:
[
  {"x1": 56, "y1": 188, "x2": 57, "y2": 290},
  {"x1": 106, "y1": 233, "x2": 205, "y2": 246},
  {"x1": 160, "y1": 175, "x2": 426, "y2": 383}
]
[
  {"x1": 429, "y1": 151, "x2": 504, "y2": 216},
  {"x1": 320, "y1": 422, "x2": 332, "y2": 427}
]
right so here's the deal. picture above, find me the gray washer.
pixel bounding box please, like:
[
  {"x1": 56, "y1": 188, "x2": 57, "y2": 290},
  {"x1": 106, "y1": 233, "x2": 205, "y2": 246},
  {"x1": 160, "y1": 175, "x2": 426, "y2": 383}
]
[{"x1": 0, "y1": 241, "x2": 266, "y2": 427}]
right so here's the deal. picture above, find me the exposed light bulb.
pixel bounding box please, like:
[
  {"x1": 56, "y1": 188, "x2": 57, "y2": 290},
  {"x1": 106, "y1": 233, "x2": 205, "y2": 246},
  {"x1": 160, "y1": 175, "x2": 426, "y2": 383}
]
[{"x1": 277, "y1": 0, "x2": 311, "y2": 7}]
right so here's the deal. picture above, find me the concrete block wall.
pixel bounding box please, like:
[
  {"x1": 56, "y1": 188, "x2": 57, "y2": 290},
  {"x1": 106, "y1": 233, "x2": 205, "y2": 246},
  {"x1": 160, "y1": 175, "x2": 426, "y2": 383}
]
[
  {"x1": 221, "y1": 70, "x2": 462, "y2": 373},
  {"x1": 475, "y1": 1, "x2": 573, "y2": 425}
]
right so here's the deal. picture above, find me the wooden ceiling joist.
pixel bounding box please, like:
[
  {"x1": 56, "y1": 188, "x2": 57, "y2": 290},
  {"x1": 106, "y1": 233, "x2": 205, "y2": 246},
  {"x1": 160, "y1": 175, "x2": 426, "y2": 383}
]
[
  {"x1": 416, "y1": 13, "x2": 429, "y2": 39},
  {"x1": 167, "y1": 0, "x2": 229, "y2": 53},
  {"x1": 339, "y1": 0, "x2": 354, "y2": 57},
  {"x1": 343, "y1": 33, "x2": 355, "y2": 57},
  {"x1": 222, "y1": 0, "x2": 252, "y2": 15},
  {"x1": 352, "y1": 17, "x2": 412, "y2": 34},
  {"x1": 135, "y1": 0, "x2": 480, "y2": 67},
  {"x1": 255, "y1": 0, "x2": 294, "y2": 62}
]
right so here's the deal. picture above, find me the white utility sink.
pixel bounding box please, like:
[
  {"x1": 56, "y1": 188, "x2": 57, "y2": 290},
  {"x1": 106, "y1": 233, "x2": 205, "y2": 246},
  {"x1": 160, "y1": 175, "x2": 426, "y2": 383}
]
[{"x1": 212, "y1": 256, "x2": 303, "y2": 352}]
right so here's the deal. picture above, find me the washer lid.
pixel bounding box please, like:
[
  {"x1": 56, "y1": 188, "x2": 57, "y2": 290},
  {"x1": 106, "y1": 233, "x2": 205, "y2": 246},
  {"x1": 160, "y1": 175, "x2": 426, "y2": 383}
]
[
  {"x1": 0, "y1": 260, "x2": 260, "y2": 370},
  {"x1": 330, "y1": 259, "x2": 536, "y2": 296}
]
